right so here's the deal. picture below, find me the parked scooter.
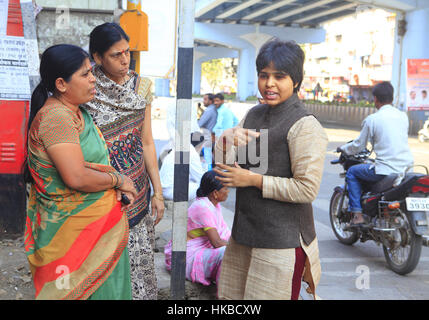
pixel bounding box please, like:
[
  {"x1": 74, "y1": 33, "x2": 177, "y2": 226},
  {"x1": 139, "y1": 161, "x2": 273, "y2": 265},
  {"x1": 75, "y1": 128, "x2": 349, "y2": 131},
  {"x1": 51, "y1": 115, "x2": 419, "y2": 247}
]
[
  {"x1": 418, "y1": 119, "x2": 429, "y2": 143},
  {"x1": 329, "y1": 148, "x2": 429, "y2": 275}
]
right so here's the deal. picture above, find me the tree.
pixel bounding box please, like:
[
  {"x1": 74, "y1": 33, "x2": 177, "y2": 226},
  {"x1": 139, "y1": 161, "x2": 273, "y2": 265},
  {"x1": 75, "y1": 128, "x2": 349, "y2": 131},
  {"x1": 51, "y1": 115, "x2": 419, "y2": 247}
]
[{"x1": 201, "y1": 59, "x2": 224, "y2": 93}]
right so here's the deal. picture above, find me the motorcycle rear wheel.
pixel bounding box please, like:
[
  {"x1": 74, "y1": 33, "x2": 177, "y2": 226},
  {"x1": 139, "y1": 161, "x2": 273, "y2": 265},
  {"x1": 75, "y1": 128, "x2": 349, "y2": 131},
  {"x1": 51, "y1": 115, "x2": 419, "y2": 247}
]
[
  {"x1": 329, "y1": 189, "x2": 359, "y2": 245},
  {"x1": 382, "y1": 216, "x2": 422, "y2": 275}
]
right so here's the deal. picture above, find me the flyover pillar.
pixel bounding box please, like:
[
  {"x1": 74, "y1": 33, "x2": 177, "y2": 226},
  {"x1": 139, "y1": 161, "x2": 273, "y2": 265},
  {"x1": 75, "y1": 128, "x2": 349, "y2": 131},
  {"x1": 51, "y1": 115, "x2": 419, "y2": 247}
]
[
  {"x1": 237, "y1": 47, "x2": 257, "y2": 101},
  {"x1": 392, "y1": 7, "x2": 429, "y2": 133},
  {"x1": 193, "y1": 62, "x2": 202, "y2": 94}
]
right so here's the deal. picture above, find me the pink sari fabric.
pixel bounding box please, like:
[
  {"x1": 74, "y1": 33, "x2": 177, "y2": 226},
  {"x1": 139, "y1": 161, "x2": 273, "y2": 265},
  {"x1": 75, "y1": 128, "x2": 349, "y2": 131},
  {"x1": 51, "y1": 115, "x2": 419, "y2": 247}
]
[{"x1": 164, "y1": 197, "x2": 231, "y2": 285}]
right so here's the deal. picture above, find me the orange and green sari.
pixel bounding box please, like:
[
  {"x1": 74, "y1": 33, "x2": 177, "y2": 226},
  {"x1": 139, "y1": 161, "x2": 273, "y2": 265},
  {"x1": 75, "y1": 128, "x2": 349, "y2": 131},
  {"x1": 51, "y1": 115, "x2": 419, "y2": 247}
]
[{"x1": 25, "y1": 105, "x2": 132, "y2": 300}]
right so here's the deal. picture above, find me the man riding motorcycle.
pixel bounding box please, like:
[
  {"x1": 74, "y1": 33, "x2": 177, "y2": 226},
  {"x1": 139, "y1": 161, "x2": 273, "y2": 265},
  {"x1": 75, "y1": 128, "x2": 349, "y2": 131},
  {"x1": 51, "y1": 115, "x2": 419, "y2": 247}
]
[{"x1": 338, "y1": 81, "x2": 414, "y2": 227}]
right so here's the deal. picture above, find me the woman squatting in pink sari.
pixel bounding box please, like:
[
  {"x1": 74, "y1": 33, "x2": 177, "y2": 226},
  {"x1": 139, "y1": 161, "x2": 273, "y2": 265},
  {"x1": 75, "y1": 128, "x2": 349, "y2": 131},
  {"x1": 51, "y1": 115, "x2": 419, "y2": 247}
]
[{"x1": 164, "y1": 170, "x2": 231, "y2": 286}]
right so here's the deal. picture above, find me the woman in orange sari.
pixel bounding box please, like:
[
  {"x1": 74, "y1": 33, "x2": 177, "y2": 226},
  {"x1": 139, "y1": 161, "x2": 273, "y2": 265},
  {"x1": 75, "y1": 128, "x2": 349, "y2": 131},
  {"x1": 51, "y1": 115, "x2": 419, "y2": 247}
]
[{"x1": 24, "y1": 44, "x2": 137, "y2": 300}]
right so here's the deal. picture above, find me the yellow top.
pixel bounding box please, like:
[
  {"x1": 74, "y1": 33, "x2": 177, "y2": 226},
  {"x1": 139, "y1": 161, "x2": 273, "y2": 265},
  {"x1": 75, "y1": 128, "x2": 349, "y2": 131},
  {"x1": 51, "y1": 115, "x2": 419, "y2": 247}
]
[{"x1": 188, "y1": 227, "x2": 213, "y2": 238}]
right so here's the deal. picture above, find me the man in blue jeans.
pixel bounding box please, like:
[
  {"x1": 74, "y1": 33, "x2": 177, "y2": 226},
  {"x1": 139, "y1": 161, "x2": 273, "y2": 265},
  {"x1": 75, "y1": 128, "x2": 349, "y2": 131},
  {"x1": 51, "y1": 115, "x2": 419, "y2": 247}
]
[{"x1": 339, "y1": 82, "x2": 414, "y2": 226}]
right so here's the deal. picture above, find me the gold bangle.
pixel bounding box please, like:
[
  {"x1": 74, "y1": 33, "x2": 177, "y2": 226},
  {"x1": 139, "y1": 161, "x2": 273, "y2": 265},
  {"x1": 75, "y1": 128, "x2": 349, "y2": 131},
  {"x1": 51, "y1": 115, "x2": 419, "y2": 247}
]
[
  {"x1": 107, "y1": 172, "x2": 115, "y2": 187},
  {"x1": 152, "y1": 192, "x2": 164, "y2": 201},
  {"x1": 114, "y1": 172, "x2": 124, "y2": 189}
]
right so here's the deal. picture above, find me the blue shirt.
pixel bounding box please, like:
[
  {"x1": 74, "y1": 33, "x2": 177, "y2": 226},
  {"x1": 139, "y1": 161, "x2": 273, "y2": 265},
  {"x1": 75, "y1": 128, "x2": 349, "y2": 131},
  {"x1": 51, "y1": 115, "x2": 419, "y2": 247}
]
[
  {"x1": 198, "y1": 104, "x2": 218, "y2": 132},
  {"x1": 213, "y1": 104, "x2": 239, "y2": 137},
  {"x1": 342, "y1": 104, "x2": 414, "y2": 175}
]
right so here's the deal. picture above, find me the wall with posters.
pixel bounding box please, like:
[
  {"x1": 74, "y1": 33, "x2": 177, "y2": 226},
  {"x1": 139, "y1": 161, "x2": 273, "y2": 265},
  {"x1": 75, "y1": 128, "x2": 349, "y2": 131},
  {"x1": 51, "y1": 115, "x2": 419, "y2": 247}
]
[
  {"x1": 406, "y1": 59, "x2": 429, "y2": 111},
  {"x1": 0, "y1": 0, "x2": 32, "y2": 236},
  {"x1": 406, "y1": 59, "x2": 429, "y2": 135}
]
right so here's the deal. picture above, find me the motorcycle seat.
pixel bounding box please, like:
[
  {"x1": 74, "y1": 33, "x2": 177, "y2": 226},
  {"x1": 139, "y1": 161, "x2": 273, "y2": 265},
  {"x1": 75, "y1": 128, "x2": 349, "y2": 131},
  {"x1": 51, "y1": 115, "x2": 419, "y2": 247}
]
[{"x1": 368, "y1": 174, "x2": 398, "y2": 193}]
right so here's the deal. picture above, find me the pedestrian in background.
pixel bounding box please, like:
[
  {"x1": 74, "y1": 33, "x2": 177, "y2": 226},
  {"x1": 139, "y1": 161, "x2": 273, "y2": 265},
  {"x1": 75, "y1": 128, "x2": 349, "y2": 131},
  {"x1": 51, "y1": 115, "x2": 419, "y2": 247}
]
[
  {"x1": 24, "y1": 44, "x2": 136, "y2": 300},
  {"x1": 214, "y1": 39, "x2": 328, "y2": 300},
  {"x1": 212, "y1": 93, "x2": 239, "y2": 138},
  {"x1": 198, "y1": 93, "x2": 217, "y2": 169},
  {"x1": 198, "y1": 93, "x2": 218, "y2": 134},
  {"x1": 82, "y1": 22, "x2": 164, "y2": 300}
]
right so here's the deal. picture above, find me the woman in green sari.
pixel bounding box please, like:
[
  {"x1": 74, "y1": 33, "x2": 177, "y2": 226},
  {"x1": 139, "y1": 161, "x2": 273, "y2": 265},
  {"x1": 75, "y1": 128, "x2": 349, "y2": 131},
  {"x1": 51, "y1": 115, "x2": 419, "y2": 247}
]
[{"x1": 24, "y1": 44, "x2": 137, "y2": 300}]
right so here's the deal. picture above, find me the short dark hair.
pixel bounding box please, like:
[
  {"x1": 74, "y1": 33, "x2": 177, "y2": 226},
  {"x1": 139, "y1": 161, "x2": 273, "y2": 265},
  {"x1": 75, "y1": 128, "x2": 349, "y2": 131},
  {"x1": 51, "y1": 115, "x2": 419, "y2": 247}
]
[
  {"x1": 372, "y1": 81, "x2": 394, "y2": 104},
  {"x1": 214, "y1": 93, "x2": 224, "y2": 101},
  {"x1": 204, "y1": 93, "x2": 214, "y2": 102},
  {"x1": 89, "y1": 23, "x2": 129, "y2": 59},
  {"x1": 256, "y1": 38, "x2": 305, "y2": 93}
]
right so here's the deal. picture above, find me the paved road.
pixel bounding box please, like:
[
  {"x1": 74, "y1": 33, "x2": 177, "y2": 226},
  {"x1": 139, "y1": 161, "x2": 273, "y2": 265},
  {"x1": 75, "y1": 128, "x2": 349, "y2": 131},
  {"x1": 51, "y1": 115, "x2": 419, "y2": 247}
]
[{"x1": 218, "y1": 126, "x2": 429, "y2": 300}]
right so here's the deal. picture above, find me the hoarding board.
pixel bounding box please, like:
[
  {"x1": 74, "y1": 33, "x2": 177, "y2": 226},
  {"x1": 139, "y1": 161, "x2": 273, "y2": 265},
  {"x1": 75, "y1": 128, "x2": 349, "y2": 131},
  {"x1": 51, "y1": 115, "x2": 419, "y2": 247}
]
[{"x1": 406, "y1": 59, "x2": 429, "y2": 111}]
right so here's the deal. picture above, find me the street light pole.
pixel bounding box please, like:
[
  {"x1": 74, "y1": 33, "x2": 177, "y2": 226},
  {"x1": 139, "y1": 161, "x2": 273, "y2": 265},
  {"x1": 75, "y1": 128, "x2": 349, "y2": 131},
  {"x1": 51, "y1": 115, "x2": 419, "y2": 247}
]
[{"x1": 170, "y1": 0, "x2": 195, "y2": 300}]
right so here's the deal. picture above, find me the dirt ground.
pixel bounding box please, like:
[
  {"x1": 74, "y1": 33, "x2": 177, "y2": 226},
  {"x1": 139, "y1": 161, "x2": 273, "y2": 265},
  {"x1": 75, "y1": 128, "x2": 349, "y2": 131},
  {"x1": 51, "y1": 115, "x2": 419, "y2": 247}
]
[
  {"x1": 0, "y1": 235, "x2": 34, "y2": 300},
  {"x1": 0, "y1": 233, "x2": 216, "y2": 300}
]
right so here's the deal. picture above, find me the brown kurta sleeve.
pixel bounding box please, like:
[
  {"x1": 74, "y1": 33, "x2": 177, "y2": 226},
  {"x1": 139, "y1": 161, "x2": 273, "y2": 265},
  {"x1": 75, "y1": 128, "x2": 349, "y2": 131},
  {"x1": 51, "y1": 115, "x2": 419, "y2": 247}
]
[
  {"x1": 38, "y1": 105, "x2": 81, "y2": 148},
  {"x1": 262, "y1": 116, "x2": 328, "y2": 203}
]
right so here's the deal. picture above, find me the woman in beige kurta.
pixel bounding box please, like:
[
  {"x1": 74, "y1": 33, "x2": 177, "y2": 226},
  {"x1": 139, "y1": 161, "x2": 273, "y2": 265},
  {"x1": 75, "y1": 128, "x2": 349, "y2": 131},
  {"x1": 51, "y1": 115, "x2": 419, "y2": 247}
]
[{"x1": 214, "y1": 39, "x2": 328, "y2": 300}]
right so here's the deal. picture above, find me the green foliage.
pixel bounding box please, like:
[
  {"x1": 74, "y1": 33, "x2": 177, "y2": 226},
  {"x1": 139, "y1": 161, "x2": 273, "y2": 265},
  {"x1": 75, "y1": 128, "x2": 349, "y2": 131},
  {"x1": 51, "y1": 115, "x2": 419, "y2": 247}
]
[
  {"x1": 223, "y1": 93, "x2": 236, "y2": 100},
  {"x1": 246, "y1": 95, "x2": 258, "y2": 101},
  {"x1": 303, "y1": 99, "x2": 375, "y2": 108},
  {"x1": 201, "y1": 59, "x2": 224, "y2": 92}
]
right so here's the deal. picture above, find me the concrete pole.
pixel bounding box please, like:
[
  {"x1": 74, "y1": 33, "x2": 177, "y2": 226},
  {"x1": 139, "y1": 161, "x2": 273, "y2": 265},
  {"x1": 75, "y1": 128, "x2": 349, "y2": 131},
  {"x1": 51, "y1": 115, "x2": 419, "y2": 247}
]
[
  {"x1": 237, "y1": 47, "x2": 256, "y2": 101},
  {"x1": 170, "y1": 0, "x2": 195, "y2": 300}
]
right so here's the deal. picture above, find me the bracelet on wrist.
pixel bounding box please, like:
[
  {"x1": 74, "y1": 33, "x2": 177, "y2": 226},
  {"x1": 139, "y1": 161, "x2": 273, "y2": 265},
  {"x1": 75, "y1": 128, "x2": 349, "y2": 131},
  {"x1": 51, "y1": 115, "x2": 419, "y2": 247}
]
[
  {"x1": 108, "y1": 172, "x2": 117, "y2": 188},
  {"x1": 113, "y1": 172, "x2": 124, "y2": 189},
  {"x1": 107, "y1": 172, "x2": 114, "y2": 186},
  {"x1": 152, "y1": 192, "x2": 164, "y2": 201},
  {"x1": 117, "y1": 173, "x2": 124, "y2": 189}
]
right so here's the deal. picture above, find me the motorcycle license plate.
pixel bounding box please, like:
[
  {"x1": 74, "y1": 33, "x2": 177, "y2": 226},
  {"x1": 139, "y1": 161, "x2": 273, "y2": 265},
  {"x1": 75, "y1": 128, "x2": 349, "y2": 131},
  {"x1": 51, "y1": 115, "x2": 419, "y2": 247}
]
[{"x1": 406, "y1": 197, "x2": 429, "y2": 211}]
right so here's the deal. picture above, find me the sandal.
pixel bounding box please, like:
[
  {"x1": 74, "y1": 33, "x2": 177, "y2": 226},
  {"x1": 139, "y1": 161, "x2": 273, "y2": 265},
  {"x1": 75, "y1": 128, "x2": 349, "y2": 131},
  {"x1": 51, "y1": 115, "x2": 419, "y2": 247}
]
[{"x1": 349, "y1": 212, "x2": 368, "y2": 227}]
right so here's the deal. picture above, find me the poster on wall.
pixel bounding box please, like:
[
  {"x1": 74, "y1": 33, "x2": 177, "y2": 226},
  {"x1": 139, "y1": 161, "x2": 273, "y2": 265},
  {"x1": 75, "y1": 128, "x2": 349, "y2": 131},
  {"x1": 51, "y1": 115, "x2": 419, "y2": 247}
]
[
  {"x1": 0, "y1": 36, "x2": 31, "y2": 100},
  {"x1": 406, "y1": 59, "x2": 429, "y2": 111}
]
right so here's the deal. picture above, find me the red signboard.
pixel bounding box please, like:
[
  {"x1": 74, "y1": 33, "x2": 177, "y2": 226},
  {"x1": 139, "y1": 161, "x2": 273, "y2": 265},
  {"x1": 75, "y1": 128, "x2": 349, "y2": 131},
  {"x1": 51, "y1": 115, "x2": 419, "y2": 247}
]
[
  {"x1": 0, "y1": 0, "x2": 29, "y2": 175},
  {"x1": 406, "y1": 59, "x2": 429, "y2": 111}
]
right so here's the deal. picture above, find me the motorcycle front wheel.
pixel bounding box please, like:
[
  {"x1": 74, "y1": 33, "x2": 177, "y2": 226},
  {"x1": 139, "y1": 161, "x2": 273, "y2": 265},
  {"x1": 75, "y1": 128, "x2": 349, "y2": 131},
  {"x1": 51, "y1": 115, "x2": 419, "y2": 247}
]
[
  {"x1": 329, "y1": 189, "x2": 359, "y2": 245},
  {"x1": 382, "y1": 214, "x2": 422, "y2": 275}
]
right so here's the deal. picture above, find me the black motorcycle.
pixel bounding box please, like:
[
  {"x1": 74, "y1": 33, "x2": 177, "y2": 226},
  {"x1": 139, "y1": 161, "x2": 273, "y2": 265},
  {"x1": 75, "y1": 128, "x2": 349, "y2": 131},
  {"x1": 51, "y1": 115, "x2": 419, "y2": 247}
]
[{"x1": 329, "y1": 149, "x2": 429, "y2": 275}]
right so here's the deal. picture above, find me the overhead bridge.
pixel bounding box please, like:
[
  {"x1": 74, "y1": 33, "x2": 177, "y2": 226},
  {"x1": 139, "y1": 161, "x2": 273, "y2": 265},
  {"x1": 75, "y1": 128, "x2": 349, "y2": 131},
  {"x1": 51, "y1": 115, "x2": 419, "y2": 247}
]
[{"x1": 191, "y1": 0, "x2": 429, "y2": 104}]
